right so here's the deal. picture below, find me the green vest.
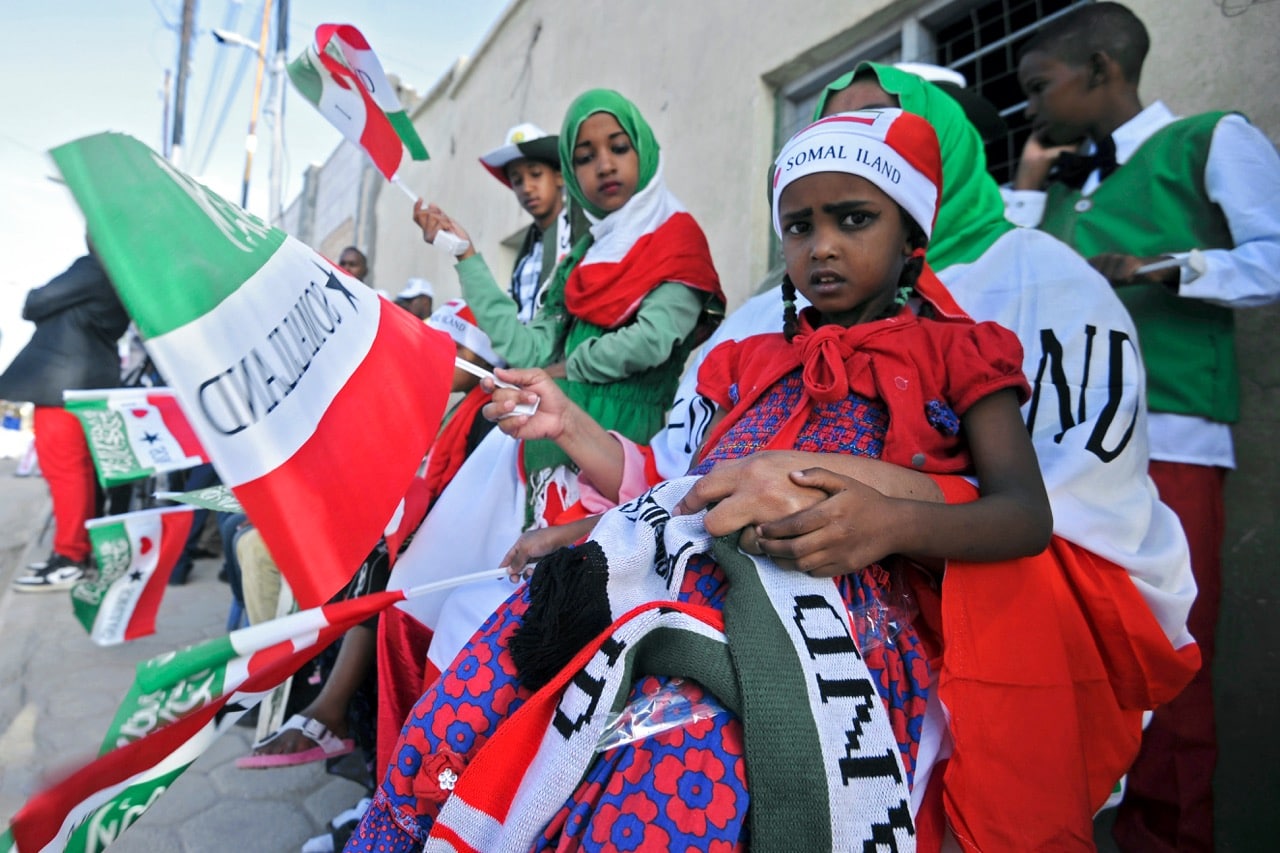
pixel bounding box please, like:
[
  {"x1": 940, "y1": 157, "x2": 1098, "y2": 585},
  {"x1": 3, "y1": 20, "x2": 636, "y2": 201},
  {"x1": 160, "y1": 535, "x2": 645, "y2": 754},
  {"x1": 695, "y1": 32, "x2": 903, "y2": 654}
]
[{"x1": 1040, "y1": 111, "x2": 1239, "y2": 422}]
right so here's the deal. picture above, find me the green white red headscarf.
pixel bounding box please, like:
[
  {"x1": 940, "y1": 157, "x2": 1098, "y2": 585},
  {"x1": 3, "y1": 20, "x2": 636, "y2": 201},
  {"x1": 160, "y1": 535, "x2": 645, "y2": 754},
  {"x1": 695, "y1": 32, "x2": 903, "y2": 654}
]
[
  {"x1": 813, "y1": 62, "x2": 1014, "y2": 271},
  {"x1": 549, "y1": 89, "x2": 722, "y2": 330}
]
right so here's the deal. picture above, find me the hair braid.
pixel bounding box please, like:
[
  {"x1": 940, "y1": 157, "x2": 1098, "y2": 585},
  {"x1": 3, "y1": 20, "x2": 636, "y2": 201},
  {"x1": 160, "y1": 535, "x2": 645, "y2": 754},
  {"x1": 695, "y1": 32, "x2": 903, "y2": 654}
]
[{"x1": 781, "y1": 275, "x2": 800, "y2": 341}]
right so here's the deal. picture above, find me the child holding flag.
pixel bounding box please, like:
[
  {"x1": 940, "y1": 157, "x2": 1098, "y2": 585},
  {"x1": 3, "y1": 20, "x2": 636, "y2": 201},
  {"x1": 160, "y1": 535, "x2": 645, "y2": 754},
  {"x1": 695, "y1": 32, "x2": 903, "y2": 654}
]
[
  {"x1": 412, "y1": 89, "x2": 724, "y2": 528},
  {"x1": 347, "y1": 109, "x2": 1058, "y2": 852}
]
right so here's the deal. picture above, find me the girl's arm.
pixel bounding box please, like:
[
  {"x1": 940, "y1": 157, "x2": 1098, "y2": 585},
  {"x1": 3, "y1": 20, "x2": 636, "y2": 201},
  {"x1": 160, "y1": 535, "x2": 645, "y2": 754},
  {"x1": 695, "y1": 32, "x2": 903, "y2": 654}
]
[
  {"x1": 457, "y1": 255, "x2": 562, "y2": 368},
  {"x1": 484, "y1": 367, "x2": 629, "y2": 500},
  {"x1": 413, "y1": 200, "x2": 562, "y2": 368},
  {"x1": 764, "y1": 389, "x2": 1051, "y2": 575},
  {"x1": 563, "y1": 283, "x2": 706, "y2": 384}
]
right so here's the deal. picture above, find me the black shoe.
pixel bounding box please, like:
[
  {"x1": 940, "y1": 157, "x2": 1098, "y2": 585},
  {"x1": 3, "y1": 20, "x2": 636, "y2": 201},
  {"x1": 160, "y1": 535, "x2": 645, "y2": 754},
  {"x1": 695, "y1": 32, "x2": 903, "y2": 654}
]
[{"x1": 13, "y1": 554, "x2": 87, "y2": 593}]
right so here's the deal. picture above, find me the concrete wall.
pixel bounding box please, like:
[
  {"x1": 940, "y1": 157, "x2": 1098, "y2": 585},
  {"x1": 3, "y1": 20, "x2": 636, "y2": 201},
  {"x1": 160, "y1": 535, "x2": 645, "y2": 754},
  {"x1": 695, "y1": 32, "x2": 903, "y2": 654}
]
[
  {"x1": 1127, "y1": 3, "x2": 1280, "y2": 845},
  {"x1": 284, "y1": 1, "x2": 1280, "y2": 844}
]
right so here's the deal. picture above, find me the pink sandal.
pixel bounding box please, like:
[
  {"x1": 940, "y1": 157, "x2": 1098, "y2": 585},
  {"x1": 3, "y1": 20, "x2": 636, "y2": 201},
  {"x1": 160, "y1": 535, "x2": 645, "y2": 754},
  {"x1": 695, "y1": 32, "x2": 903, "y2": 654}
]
[{"x1": 235, "y1": 714, "x2": 355, "y2": 769}]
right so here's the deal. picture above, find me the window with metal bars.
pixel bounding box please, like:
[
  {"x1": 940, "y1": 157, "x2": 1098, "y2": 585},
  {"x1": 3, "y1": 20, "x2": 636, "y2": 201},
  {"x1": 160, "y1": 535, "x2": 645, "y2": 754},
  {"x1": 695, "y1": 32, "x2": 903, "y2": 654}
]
[{"x1": 775, "y1": 0, "x2": 1090, "y2": 186}]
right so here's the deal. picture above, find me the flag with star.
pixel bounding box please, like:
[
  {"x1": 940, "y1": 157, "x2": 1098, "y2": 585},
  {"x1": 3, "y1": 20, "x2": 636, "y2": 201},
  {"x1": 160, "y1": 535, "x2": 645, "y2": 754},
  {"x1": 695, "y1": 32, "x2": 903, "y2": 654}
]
[
  {"x1": 71, "y1": 505, "x2": 195, "y2": 646},
  {"x1": 51, "y1": 132, "x2": 456, "y2": 608},
  {"x1": 63, "y1": 388, "x2": 207, "y2": 487}
]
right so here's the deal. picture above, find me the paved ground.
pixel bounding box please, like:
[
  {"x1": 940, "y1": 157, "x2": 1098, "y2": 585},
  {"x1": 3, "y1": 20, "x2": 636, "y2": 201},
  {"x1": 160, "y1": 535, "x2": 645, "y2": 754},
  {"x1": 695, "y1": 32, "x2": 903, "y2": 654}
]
[{"x1": 0, "y1": 456, "x2": 365, "y2": 852}]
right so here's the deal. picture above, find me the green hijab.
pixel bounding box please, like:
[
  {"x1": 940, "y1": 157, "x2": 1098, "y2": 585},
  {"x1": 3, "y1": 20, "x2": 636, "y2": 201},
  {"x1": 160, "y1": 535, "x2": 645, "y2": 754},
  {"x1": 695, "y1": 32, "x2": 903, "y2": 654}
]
[
  {"x1": 813, "y1": 62, "x2": 1013, "y2": 271},
  {"x1": 558, "y1": 89, "x2": 661, "y2": 220}
]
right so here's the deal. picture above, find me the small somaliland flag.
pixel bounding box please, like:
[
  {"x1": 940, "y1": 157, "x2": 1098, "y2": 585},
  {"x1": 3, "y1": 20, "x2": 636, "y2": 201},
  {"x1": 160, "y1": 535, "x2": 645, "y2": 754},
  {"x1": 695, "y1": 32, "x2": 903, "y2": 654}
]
[
  {"x1": 51, "y1": 133, "x2": 456, "y2": 609},
  {"x1": 287, "y1": 23, "x2": 428, "y2": 180},
  {"x1": 63, "y1": 388, "x2": 206, "y2": 487},
  {"x1": 71, "y1": 506, "x2": 195, "y2": 646}
]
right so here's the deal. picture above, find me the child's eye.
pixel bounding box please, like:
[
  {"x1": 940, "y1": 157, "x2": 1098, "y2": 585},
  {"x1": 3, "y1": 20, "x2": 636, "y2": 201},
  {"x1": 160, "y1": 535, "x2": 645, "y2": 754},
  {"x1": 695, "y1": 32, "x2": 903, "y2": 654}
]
[
  {"x1": 611, "y1": 142, "x2": 633, "y2": 156},
  {"x1": 783, "y1": 221, "x2": 810, "y2": 236},
  {"x1": 841, "y1": 211, "x2": 875, "y2": 228},
  {"x1": 573, "y1": 153, "x2": 593, "y2": 167}
]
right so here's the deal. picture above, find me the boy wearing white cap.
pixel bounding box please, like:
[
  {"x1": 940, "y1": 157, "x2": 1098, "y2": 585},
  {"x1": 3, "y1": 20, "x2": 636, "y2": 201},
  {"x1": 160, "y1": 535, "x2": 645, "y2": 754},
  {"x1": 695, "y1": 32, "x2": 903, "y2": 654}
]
[{"x1": 479, "y1": 123, "x2": 573, "y2": 324}]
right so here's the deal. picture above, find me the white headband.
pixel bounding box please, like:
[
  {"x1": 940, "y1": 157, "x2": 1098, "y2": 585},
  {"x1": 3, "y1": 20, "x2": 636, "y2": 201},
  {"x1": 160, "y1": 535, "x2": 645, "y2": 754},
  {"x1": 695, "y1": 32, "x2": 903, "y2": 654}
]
[{"x1": 771, "y1": 108, "x2": 942, "y2": 240}]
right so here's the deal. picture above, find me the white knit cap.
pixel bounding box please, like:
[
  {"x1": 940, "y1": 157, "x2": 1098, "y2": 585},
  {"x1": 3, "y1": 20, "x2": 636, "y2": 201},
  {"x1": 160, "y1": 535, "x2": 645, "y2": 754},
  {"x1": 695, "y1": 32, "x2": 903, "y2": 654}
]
[
  {"x1": 426, "y1": 299, "x2": 505, "y2": 368},
  {"x1": 771, "y1": 108, "x2": 943, "y2": 240}
]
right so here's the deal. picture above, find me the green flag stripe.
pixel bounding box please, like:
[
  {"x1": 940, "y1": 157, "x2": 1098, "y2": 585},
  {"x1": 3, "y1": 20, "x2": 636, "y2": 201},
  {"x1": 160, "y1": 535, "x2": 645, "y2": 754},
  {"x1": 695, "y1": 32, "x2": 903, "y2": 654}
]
[
  {"x1": 388, "y1": 111, "x2": 429, "y2": 160},
  {"x1": 135, "y1": 634, "x2": 237, "y2": 693},
  {"x1": 51, "y1": 133, "x2": 286, "y2": 339},
  {"x1": 286, "y1": 49, "x2": 324, "y2": 106}
]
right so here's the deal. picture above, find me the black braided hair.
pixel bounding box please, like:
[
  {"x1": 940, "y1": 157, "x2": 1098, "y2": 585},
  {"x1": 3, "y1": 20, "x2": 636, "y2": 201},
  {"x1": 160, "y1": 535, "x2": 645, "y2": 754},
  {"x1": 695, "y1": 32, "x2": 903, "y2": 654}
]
[
  {"x1": 781, "y1": 275, "x2": 800, "y2": 341},
  {"x1": 890, "y1": 212, "x2": 929, "y2": 314}
]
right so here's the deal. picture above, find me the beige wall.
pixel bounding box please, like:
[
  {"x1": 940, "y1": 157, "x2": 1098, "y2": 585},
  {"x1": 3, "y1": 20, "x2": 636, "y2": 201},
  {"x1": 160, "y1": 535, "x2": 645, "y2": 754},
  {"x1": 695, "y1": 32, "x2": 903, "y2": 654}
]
[
  {"x1": 372, "y1": 0, "x2": 908, "y2": 314},
  {"x1": 1130, "y1": 0, "x2": 1280, "y2": 138}
]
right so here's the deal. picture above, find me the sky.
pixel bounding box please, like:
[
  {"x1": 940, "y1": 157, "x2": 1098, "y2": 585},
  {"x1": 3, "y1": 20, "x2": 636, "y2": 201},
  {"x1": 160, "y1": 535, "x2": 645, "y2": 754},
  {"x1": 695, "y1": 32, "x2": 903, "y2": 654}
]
[{"x1": 0, "y1": 0, "x2": 509, "y2": 373}]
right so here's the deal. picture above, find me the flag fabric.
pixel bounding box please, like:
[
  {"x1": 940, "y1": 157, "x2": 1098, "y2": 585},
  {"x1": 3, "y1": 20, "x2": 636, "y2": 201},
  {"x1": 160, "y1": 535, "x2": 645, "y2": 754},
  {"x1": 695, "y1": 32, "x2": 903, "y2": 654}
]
[
  {"x1": 5, "y1": 591, "x2": 407, "y2": 853},
  {"x1": 71, "y1": 506, "x2": 196, "y2": 646},
  {"x1": 286, "y1": 23, "x2": 429, "y2": 180},
  {"x1": 2, "y1": 571, "x2": 502, "y2": 853},
  {"x1": 51, "y1": 132, "x2": 457, "y2": 609},
  {"x1": 153, "y1": 484, "x2": 243, "y2": 514},
  {"x1": 63, "y1": 388, "x2": 206, "y2": 487}
]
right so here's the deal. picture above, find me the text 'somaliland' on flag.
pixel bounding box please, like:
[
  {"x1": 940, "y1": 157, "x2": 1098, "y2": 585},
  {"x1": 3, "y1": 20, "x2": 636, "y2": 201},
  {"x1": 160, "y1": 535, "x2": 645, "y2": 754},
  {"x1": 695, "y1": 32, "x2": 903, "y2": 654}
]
[
  {"x1": 71, "y1": 505, "x2": 195, "y2": 646},
  {"x1": 63, "y1": 388, "x2": 206, "y2": 487},
  {"x1": 51, "y1": 132, "x2": 456, "y2": 608},
  {"x1": 287, "y1": 23, "x2": 429, "y2": 180}
]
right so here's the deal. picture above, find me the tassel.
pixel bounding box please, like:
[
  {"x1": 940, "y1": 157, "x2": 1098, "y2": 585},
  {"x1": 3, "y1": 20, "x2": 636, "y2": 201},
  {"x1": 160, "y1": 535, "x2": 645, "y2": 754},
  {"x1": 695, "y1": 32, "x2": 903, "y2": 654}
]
[{"x1": 510, "y1": 542, "x2": 612, "y2": 691}]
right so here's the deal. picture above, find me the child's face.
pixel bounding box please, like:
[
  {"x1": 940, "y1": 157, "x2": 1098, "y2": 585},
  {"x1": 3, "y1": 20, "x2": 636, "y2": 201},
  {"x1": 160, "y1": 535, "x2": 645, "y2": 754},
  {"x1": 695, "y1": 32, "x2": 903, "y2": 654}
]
[
  {"x1": 505, "y1": 159, "x2": 564, "y2": 226},
  {"x1": 572, "y1": 112, "x2": 640, "y2": 214},
  {"x1": 779, "y1": 172, "x2": 912, "y2": 328},
  {"x1": 1018, "y1": 50, "x2": 1096, "y2": 145}
]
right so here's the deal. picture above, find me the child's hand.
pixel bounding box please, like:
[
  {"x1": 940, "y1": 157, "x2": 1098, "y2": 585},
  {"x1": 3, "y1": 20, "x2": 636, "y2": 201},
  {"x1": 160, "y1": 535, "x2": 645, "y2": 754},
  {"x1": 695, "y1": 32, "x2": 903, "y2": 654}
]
[
  {"x1": 753, "y1": 468, "x2": 904, "y2": 577},
  {"x1": 1088, "y1": 252, "x2": 1179, "y2": 287},
  {"x1": 482, "y1": 367, "x2": 572, "y2": 440},
  {"x1": 501, "y1": 517, "x2": 601, "y2": 582},
  {"x1": 411, "y1": 200, "x2": 475, "y2": 259},
  {"x1": 1012, "y1": 135, "x2": 1080, "y2": 191},
  {"x1": 675, "y1": 451, "x2": 827, "y2": 535}
]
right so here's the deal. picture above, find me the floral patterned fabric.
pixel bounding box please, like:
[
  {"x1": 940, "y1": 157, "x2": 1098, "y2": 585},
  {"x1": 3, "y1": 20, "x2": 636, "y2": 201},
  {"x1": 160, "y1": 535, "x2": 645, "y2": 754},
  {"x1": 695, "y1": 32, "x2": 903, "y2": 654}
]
[{"x1": 346, "y1": 371, "x2": 930, "y2": 852}]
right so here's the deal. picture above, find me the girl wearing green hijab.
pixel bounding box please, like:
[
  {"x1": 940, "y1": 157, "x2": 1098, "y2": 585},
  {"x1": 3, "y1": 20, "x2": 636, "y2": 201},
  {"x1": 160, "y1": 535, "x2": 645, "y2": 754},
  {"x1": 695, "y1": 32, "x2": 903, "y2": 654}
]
[
  {"x1": 412, "y1": 88, "x2": 723, "y2": 525},
  {"x1": 814, "y1": 62, "x2": 1014, "y2": 272}
]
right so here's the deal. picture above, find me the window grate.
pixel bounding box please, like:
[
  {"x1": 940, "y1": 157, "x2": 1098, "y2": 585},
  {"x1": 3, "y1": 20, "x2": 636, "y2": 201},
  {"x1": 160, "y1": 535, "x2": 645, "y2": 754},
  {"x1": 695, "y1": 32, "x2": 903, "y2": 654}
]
[{"x1": 933, "y1": 0, "x2": 1090, "y2": 184}]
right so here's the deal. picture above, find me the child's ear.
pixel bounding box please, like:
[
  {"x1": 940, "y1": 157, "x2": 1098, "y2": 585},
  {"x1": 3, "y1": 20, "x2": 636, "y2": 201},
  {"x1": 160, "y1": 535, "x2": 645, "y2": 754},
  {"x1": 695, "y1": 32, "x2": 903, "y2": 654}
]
[{"x1": 1086, "y1": 51, "x2": 1114, "y2": 89}]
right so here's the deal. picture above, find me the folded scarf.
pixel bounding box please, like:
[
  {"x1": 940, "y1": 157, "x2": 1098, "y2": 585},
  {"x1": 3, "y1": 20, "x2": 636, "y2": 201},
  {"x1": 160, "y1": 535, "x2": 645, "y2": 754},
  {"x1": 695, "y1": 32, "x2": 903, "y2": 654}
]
[{"x1": 427, "y1": 477, "x2": 914, "y2": 852}]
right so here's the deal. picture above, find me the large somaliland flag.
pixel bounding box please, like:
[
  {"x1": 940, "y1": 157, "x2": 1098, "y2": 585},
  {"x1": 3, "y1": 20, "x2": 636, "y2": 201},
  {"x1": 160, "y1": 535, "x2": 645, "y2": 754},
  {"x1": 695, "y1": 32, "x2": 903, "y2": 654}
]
[{"x1": 51, "y1": 133, "x2": 456, "y2": 608}]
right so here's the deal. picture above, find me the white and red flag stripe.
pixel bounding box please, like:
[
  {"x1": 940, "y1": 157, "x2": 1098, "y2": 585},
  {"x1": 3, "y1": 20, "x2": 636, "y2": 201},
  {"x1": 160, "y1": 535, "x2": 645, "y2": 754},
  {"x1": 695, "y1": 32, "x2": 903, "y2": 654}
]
[{"x1": 51, "y1": 132, "x2": 456, "y2": 608}]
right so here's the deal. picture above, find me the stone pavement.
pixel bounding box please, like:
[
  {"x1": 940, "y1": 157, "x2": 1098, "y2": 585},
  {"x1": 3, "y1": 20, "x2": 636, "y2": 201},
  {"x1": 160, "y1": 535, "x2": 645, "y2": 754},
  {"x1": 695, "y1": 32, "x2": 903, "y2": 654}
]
[{"x1": 0, "y1": 458, "x2": 366, "y2": 852}]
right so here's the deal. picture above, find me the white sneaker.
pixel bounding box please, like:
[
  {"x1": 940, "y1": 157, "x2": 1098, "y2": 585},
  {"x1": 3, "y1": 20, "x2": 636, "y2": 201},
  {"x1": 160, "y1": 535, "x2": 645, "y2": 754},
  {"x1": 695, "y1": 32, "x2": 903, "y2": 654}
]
[{"x1": 13, "y1": 555, "x2": 86, "y2": 592}]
